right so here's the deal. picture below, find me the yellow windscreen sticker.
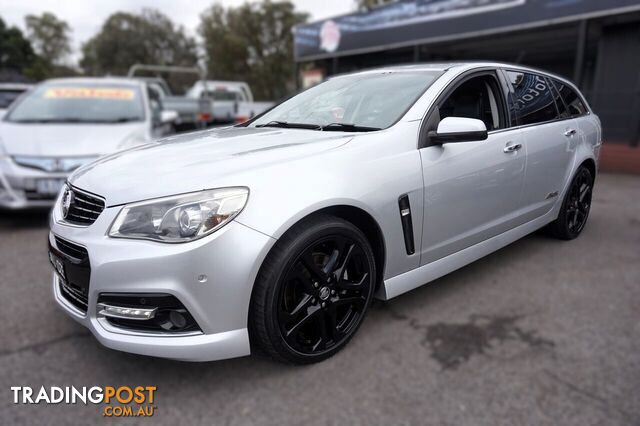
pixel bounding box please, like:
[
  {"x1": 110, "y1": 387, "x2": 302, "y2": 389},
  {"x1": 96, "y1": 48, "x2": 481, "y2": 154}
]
[{"x1": 44, "y1": 88, "x2": 135, "y2": 100}]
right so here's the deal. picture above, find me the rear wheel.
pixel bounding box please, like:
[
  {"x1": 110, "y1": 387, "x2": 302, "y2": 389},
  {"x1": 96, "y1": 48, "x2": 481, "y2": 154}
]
[
  {"x1": 250, "y1": 215, "x2": 376, "y2": 364},
  {"x1": 547, "y1": 165, "x2": 594, "y2": 240}
]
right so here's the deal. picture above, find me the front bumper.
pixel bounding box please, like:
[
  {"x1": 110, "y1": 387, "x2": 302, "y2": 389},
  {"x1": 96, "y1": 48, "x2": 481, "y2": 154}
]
[
  {"x1": 0, "y1": 157, "x2": 66, "y2": 209},
  {"x1": 50, "y1": 199, "x2": 276, "y2": 362}
]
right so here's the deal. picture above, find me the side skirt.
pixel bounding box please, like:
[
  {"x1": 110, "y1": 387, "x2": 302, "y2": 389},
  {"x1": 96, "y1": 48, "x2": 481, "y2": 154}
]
[{"x1": 377, "y1": 210, "x2": 556, "y2": 300}]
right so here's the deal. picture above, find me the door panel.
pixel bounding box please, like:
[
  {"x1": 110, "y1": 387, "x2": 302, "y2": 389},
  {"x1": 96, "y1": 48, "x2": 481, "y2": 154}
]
[
  {"x1": 420, "y1": 129, "x2": 526, "y2": 265},
  {"x1": 519, "y1": 120, "x2": 577, "y2": 219}
]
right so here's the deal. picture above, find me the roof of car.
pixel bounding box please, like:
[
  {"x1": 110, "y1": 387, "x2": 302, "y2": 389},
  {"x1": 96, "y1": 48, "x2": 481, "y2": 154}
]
[{"x1": 343, "y1": 61, "x2": 576, "y2": 86}]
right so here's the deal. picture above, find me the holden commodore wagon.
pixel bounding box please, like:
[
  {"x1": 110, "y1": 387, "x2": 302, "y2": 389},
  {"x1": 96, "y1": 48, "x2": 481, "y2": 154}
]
[{"x1": 48, "y1": 62, "x2": 601, "y2": 364}]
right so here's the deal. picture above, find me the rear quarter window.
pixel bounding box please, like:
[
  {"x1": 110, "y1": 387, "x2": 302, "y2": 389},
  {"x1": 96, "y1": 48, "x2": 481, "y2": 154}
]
[
  {"x1": 551, "y1": 79, "x2": 588, "y2": 117},
  {"x1": 505, "y1": 71, "x2": 559, "y2": 126}
]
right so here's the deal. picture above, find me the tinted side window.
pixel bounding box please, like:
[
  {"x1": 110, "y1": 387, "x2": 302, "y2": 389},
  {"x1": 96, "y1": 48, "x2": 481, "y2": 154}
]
[
  {"x1": 551, "y1": 79, "x2": 588, "y2": 117},
  {"x1": 549, "y1": 77, "x2": 571, "y2": 119},
  {"x1": 439, "y1": 74, "x2": 506, "y2": 131},
  {"x1": 505, "y1": 71, "x2": 559, "y2": 125}
]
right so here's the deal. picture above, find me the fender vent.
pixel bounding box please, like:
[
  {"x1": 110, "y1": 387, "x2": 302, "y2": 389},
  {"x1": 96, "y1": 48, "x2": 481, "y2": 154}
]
[{"x1": 398, "y1": 195, "x2": 415, "y2": 255}]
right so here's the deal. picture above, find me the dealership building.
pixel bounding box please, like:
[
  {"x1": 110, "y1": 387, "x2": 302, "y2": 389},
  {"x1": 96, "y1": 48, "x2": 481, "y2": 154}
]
[{"x1": 294, "y1": 0, "x2": 640, "y2": 173}]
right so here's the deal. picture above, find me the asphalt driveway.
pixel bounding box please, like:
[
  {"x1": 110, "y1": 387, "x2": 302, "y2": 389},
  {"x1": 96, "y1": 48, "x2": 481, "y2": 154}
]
[{"x1": 0, "y1": 173, "x2": 638, "y2": 425}]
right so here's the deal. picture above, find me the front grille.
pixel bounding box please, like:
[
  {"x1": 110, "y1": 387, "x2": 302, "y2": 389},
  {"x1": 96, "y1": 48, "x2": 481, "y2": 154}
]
[
  {"x1": 51, "y1": 236, "x2": 91, "y2": 314},
  {"x1": 60, "y1": 281, "x2": 89, "y2": 312},
  {"x1": 55, "y1": 236, "x2": 88, "y2": 260},
  {"x1": 65, "y1": 187, "x2": 105, "y2": 226}
]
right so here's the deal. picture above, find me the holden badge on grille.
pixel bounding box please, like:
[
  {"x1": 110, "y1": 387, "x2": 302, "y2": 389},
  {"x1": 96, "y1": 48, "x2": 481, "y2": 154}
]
[{"x1": 61, "y1": 186, "x2": 74, "y2": 219}]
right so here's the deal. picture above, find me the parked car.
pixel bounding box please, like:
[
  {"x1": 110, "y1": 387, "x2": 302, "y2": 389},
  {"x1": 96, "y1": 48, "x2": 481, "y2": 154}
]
[
  {"x1": 0, "y1": 77, "x2": 177, "y2": 209},
  {"x1": 0, "y1": 83, "x2": 32, "y2": 114},
  {"x1": 187, "y1": 80, "x2": 274, "y2": 123},
  {"x1": 128, "y1": 65, "x2": 216, "y2": 131},
  {"x1": 48, "y1": 62, "x2": 601, "y2": 364},
  {"x1": 135, "y1": 76, "x2": 213, "y2": 131}
]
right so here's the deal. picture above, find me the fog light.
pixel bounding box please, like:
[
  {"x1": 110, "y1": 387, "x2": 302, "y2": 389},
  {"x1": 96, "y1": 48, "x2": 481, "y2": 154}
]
[
  {"x1": 97, "y1": 303, "x2": 157, "y2": 320},
  {"x1": 169, "y1": 311, "x2": 187, "y2": 329},
  {"x1": 97, "y1": 293, "x2": 201, "y2": 333}
]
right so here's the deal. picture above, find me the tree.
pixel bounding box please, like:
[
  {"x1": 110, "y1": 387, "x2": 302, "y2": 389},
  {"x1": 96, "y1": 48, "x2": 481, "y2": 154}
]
[
  {"x1": 356, "y1": 0, "x2": 397, "y2": 10},
  {"x1": 80, "y1": 9, "x2": 198, "y2": 78},
  {"x1": 25, "y1": 12, "x2": 72, "y2": 67},
  {"x1": 199, "y1": 1, "x2": 308, "y2": 101},
  {"x1": 0, "y1": 17, "x2": 37, "y2": 76}
]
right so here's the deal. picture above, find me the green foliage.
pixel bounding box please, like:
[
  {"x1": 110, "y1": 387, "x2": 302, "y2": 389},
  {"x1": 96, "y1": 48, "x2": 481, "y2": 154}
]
[
  {"x1": 0, "y1": 17, "x2": 36, "y2": 74},
  {"x1": 25, "y1": 12, "x2": 72, "y2": 66},
  {"x1": 80, "y1": 9, "x2": 198, "y2": 77},
  {"x1": 356, "y1": 0, "x2": 397, "y2": 10},
  {"x1": 199, "y1": 1, "x2": 308, "y2": 100}
]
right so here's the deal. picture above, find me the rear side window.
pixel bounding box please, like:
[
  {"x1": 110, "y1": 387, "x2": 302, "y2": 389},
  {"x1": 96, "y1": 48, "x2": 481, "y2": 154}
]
[
  {"x1": 549, "y1": 77, "x2": 571, "y2": 119},
  {"x1": 505, "y1": 71, "x2": 559, "y2": 125},
  {"x1": 551, "y1": 79, "x2": 588, "y2": 117}
]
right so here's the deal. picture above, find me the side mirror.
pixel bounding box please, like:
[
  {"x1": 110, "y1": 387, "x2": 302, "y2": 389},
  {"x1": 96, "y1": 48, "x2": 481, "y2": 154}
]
[
  {"x1": 160, "y1": 110, "x2": 179, "y2": 124},
  {"x1": 428, "y1": 117, "x2": 488, "y2": 145}
]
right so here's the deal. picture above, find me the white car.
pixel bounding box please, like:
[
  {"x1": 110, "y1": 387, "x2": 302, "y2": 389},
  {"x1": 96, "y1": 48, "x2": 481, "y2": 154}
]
[
  {"x1": 49, "y1": 62, "x2": 601, "y2": 364},
  {"x1": 187, "y1": 80, "x2": 273, "y2": 123},
  {"x1": 0, "y1": 77, "x2": 177, "y2": 209}
]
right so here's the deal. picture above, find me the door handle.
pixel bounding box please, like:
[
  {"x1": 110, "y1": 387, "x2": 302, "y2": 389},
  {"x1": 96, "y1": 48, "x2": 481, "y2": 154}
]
[
  {"x1": 564, "y1": 129, "x2": 577, "y2": 137},
  {"x1": 503, "y1": 143, "x2": 522, "y2": 153}
]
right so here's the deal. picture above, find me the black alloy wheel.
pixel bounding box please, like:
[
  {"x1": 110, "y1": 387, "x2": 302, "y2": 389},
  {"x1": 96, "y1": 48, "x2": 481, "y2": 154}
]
[
  {"x1": 250, "y1": 215, "x2": 376, "y2": 364},
  {"x1": 278, "y1": 235, "x2": 371, "y2": 354},
  {"x1": 565, "y1": 168, "x2": 593, "y2": 235},
  {"x1": 547, "y1": 165, "x2": 594, "y2": 240}
]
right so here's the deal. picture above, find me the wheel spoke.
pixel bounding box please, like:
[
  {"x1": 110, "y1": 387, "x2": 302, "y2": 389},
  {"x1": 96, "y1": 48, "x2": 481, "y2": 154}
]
[
  {"x1": 333, "y1": 243, "x2": 356, "y2": 281},
  {"x1": 579, "y1": 184, "x2": 590, "y2": 202},
  {"x1": 312, "y1": 316, "x2": 328, "y2": 351},
  {"x1": 290, "y1": 294, "x2": 314, "y2": 318},
  {"x1": 569, "y1": 210, "x2": 578, "y2": 230},
  {"x1": 285, "y1": 305, "x2": 323, "y2": 338},
  {"x1": 322, "y1": 249, "x2": 339, "y2": 275},
  {"x1": 333, "y1": 296, "x2": 366, "y2": 310},
  {"x1": 289, "y1": 263, "x2": 317, "y2": 294},
  {"x1": 301, "y1": 253, "x2": 329, "y2": 283},
  {"x1": 336, "y1": 272, "x2": 369, "y2": 291},
  {"x1": 327, "y1": 305, "x2": 343, "y2": 341}
]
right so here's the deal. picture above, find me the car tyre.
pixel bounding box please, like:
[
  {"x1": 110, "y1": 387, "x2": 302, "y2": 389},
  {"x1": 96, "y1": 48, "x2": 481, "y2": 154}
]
[
  {"x1": 249, "y1": 214, "x2": 377, "y2": 364},
  {"x1": 546, "y1": 165, "x2": 594, "y2": 240}
]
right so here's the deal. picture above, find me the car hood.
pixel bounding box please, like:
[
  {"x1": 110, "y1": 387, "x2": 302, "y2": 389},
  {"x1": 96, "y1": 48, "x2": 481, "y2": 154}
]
[
  {"x1": 0, "y1": 122, "x2": 148, "y2": 157},
  {"x1": 69, "y1": 126, "x2": 353, "y2": 206}
]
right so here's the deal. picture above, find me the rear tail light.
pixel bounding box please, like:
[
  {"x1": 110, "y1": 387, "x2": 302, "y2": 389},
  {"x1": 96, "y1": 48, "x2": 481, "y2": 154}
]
[{"x1": 197, "y1": 112, "x2": 212, "y2": 122}]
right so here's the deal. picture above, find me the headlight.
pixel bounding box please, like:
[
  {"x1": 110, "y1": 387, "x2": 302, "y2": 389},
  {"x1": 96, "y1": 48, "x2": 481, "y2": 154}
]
[{"x1": 108, "y1": 187, "x2": 249, "y2": 243}]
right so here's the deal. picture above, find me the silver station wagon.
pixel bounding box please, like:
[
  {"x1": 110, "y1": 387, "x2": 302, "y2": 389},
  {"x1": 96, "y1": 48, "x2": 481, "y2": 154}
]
[{"x1": 48, "y1": 62, "x2": 601, "y2": 364}]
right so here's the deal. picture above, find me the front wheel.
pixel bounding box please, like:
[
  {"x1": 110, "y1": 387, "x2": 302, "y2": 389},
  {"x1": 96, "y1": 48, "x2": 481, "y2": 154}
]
[
  {"x1": 249, "y1": 215, "x2": 376, "y2": 364},
  {"x1": 547, "y1": 165, "x2": 594, "y2": 240}
]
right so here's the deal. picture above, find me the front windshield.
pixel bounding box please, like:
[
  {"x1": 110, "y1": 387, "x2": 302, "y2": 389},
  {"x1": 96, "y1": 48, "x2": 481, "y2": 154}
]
[
  {"x1": 251, "y1": 71, "x2": 441, "y2": 130},
  {"x1": 6, "y1": 82, "x2": 145, "y2": 123}
]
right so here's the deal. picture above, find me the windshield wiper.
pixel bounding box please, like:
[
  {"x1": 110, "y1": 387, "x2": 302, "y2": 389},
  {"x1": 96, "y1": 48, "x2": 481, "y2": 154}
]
[
  {"x1": 320, "y1": 123, "x2": 381, "y2": 132},
  {"x1": 255, "y1": 121, "x2": 321, "y2": 130},
  {"x1": 99, "y1": 117, "x2": 142, "y2": 123},
  {"x1": 11, "y1": 118, "x2": 62, "y2": 123}
]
